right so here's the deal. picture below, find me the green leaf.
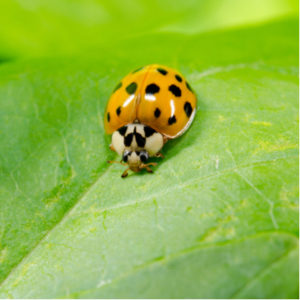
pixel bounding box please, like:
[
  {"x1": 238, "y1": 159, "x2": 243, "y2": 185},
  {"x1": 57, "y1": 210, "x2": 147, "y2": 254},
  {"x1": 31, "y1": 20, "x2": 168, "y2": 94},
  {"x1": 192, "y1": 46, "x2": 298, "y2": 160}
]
[{"x1": 0, "y1": 16, "x2": 298, "y2": 300}]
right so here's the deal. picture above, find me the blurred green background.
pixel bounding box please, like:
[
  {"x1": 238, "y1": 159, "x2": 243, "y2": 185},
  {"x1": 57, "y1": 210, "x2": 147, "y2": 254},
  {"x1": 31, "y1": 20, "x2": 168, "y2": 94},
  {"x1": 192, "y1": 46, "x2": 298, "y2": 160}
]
[
  {"x1": 0, "y1": 0, "x2": 298, "y2": 299},
  {"x1": 0, "y1": 0, "x2": 298, "y2": 59}
]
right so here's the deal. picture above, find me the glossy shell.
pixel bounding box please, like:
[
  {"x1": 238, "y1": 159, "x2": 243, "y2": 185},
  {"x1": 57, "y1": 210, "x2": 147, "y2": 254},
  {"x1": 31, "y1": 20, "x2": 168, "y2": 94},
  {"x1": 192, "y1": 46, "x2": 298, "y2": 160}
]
[{"x1": 104, "y1": 64, "x2": 197, "y2": 138}]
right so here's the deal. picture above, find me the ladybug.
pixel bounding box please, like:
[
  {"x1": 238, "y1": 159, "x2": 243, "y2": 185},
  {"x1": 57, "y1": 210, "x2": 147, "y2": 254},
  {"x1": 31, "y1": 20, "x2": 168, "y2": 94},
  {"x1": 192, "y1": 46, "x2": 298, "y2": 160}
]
[{"x1": 104, "y1": 64, "x2": 197, "y2": 177}]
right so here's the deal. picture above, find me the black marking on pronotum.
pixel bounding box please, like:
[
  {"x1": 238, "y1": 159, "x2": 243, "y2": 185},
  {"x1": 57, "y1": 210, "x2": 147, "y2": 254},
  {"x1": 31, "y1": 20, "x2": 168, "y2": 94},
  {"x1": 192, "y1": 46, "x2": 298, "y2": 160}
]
[
  {"x1": 116, "y1": 106, "x2": 121, "y2": 116},
  {"x1": 154, "y1": 108, "x2": 161, "y2": 118},
  {"x1": 157, "y1": 68, "x2": 168, "y2": 75},
  {"x1": 144, "y1": 126, "x2": 156, "y2": 137},
  {"x1": 175, "y1": 74, "x2": 182, "y2": 82},
  {"x1": 186, "y1": 81, "x2": 192, "y2": 92},
  {"x1": 134, "y1": 127, "x2": 146, "y2": 148},
  {"x1": 113, "y1": 82, "x2": 122, "y2": 92},
  {"x1": 184, "y1": 102, "x2": 193, "y2": 117},
  {"x1": 169, "y1": 84, "x2": 181, "y2": 97},
  {"x1": 168, "y1": 115, "x2": 176, "y2": 125},
  {"x1": 107, "y1": 112, "x2": 110, "y2": 122},
  {"x1": 132, "y1": 66, "x2": 143, "y2": 73},
  {"x1": 146, "y1": 83, "x2": 160, "y2": 94},
  {"x1": 124, "y1": 133, "x2": 133, "y2": 146},
  {"x1": 118, "y1": 126, "x2": 127, "y2": 136},
  {"x1": 126, "y1": 82, "x2": 137, "y2": 94}
]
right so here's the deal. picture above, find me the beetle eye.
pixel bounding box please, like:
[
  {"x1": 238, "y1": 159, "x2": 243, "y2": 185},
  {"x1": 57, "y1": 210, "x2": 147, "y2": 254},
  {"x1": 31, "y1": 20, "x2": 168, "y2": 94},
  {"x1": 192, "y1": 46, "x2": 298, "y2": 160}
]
[
  {"x1": 139, "y1": 151, "x2": 148, "y2": 162},
  {"x1": 122, "y1": 151, "x2": 130, "y2": 162}
]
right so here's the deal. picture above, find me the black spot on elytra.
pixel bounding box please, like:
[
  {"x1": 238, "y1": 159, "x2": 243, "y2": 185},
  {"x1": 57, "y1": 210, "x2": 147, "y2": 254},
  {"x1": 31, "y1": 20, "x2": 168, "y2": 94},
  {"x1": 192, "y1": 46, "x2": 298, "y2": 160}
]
[
  {"x1": 124, "y1": 133, "x2": 133, "y2": 146},
  {"x1": 134, "y1": 127, "x2": 146, "y2": 147},
  {"x1": 168, "y1": 115, "x2": 177, "y2": 125},
  {"x1": 126, "y1": 82, "x2": 137, "y2": 94},
  {"x1": 146, "y1": 83, "x2": 160, "y2": 94},
  {"x1": 132, "y1": 66, "x2": 143, "y2": 73},
  {"x1": 144, "y1": 126, "x2": 156, "y2": 137},
  {"x1": 116, "y1": 106, "x2": 121, "y2": 116},
  {"x1": 175, "y1": 74, "x2": 182, "y2": 82},
  {"x1": 135, "y1": 151, "x2": 140, "y2": 156},
  {"x1": 118, "y1": 126, "x2": 127, "y2": 136},
  {"x1": 184, "y1": 102, "x2": 193, "y2": 117},
  {"x1": 169, "y1": 84, "x2": 181, "y2": 97},
  {"x1": 154, "y1": 108, "x2": 161, "y2": 118},
  {"x1": 107, "y1": 112, "x2": 110, "y2": 122},
  {"x1": 113, "y1": 82, "x2": 122, "y2": 92},
  {"x1": 186, "y1": 81, "x2": 192, "y2": 92},
  {"x1": 157, "y1": 68, "x2": 168, "y2": 75}
]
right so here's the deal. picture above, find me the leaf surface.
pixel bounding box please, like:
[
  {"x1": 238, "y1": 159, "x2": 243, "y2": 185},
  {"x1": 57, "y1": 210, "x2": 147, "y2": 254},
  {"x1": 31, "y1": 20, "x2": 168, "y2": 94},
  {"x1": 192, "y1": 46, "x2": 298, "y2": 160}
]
[{"x1": 0, "y1": 14, "x2": 298, "y2": 299}]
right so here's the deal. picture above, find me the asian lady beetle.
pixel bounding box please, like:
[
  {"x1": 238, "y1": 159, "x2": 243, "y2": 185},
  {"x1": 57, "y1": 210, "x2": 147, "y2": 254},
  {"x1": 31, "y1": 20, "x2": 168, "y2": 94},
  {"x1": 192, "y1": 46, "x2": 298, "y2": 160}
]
[{"x1": 104, "y1": 64, "x2": 197, "y2": 177}]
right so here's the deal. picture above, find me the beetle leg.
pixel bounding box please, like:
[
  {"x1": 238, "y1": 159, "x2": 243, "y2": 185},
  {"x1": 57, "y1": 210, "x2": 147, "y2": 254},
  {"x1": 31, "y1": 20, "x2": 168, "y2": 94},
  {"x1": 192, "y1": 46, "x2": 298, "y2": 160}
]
[
  {"x1": 146, "y1": 162, "x2": 158, "y2": 167},
  {"x1": 121, "y1": 168, "x2": 130, "y2": 178},
  {"x1": 141, "y1": 162, "x2": 157, "y2": 173},
  {"x1": 163, "y1": 136, "x2": 169, "y2": 144},
  {"x1": 145, "y1": 166, "x2": 153, "y2": 173},
  {"x1": 155, "y1": 152, "x2": 164, "y2": 159},
  {"x1": 107, "y1": 160, "x2": 127, "y2": 166}
]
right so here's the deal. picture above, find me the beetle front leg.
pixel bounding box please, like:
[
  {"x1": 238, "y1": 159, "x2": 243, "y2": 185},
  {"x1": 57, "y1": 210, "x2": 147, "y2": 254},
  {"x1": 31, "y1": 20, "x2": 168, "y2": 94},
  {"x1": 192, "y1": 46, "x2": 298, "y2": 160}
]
[
  {"x1": 141, "y1": 162, "x2": 158, "y2": 173},
  {"x1": 121, "y1": 168, "x2": 130, "y2": 178}
]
